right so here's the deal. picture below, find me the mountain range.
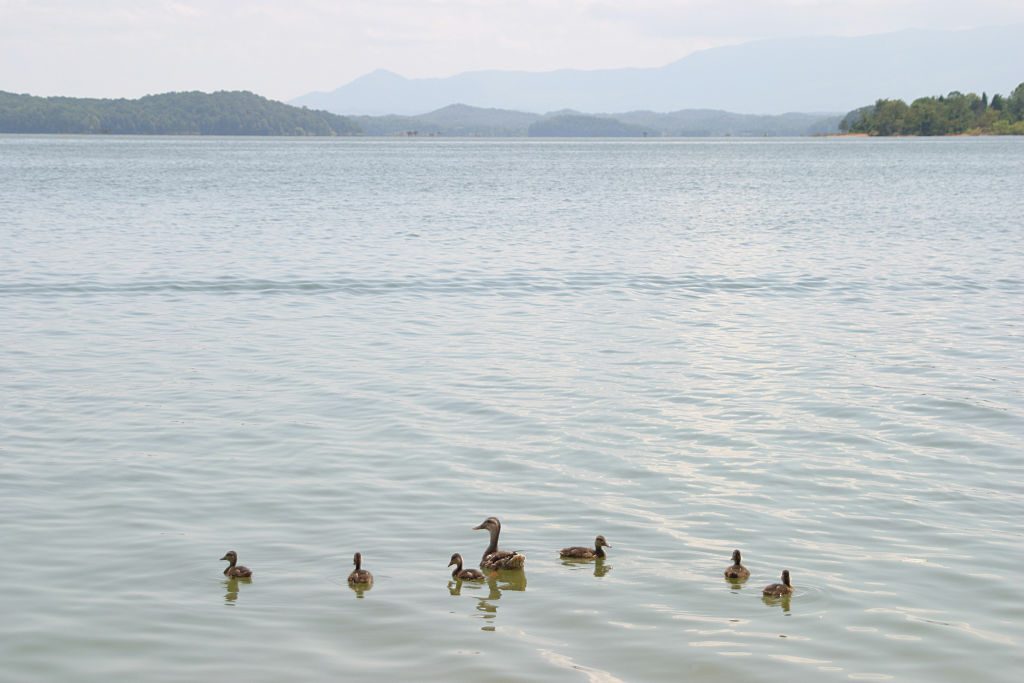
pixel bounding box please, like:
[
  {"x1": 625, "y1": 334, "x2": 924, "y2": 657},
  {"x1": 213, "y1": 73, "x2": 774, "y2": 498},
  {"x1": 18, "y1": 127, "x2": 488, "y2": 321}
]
[
  {"x1": 354, "y1": 104, "x2": 842, "y2": 137},
  {"x1": 293, "y1": 25, "x2": 1024, "y2": 116}
]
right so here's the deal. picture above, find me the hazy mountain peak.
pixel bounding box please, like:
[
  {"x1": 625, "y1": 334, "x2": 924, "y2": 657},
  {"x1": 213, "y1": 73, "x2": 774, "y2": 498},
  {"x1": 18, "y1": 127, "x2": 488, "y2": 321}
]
[
  {"x1": 424, "y1": 103, "x2": 530, "y2": 116},
  {"x1": 360, "y1": 68, "x2": 407, "y2": 81},
  {"x1": 292, "y1": 25, "x2": 1024, "y2": 116}
]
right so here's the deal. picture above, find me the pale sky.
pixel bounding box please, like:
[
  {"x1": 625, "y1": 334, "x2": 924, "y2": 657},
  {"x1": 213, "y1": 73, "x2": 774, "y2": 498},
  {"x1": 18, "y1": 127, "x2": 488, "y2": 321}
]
[{"x1": 2, "y1": 0, "x2": 1022, "y2": 101}]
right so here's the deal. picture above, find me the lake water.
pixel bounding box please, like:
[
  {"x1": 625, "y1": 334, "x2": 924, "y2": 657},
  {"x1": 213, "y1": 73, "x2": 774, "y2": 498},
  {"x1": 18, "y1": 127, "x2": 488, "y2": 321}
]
[{"x1": 1, "y1": 136, "x2": 1022, "y2": 682}]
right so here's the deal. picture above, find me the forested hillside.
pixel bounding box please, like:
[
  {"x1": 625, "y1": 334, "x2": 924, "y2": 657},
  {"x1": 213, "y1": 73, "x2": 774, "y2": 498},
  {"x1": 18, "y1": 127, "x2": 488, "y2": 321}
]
[
  {"x1": 840, "y1": 83, "x2": 1024, "y2": 135},
  {"x1": 0, "y1": 90, "x2": 360, "y2": 135}
]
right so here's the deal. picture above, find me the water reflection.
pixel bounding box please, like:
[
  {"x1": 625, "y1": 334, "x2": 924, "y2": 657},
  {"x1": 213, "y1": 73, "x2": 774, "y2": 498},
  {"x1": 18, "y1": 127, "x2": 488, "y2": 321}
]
[
  {"x1": 222, "y1": 577, "x2": 251, "y2": 605},
  {"x1": 725, "y1": 577, "x2": 747, "y2": 590},
  {"x1": 447, "y1": 575, "x2": 484, "y2": 596},
  {"x1": 761, "y1": 594, "x2": 792, "y2": 614},
  {"x1": 448, "y1": 570, "x2": 527, "y2": 631},
  {"x1": 348, "y1": 582, "x2": 373, "y2": 599},
  {"x1": 560, "y1": 557, "x2": 612, "y2": 578}
]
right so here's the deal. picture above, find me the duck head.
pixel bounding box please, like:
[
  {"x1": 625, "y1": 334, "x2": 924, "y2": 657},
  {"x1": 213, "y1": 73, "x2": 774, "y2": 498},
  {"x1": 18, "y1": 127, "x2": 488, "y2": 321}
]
[
  {"x1": 448, "y1": 553, "x2": 464, "y2": 568},
  {"x1": 595, "y1": 535, "x2": 611, "y2": 549},
  {"x1": 473, "y1": 517, "x2": 501, "y2": 533},
  {"x1": 474, "y1": 517, "x2": 502, "y2": 556},
  {"x1": 353, "y1": 552, "x2": 363, "y2": 570},
  {"x1": 781, "y1": 569, "x2": 791, "y2": 586},
  {"x1": 220, "y1": 550, "x2": 237, "y2": 564},
  {"x1": 732, "y1": 549, "x2": 742, "y2": 564}
]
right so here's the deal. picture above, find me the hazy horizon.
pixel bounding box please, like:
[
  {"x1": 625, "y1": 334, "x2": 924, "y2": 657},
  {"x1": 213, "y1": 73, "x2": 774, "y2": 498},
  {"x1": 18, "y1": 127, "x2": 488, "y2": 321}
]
[{"x1": 3, "y1": 1, "x2": 1024, "y2": 102}]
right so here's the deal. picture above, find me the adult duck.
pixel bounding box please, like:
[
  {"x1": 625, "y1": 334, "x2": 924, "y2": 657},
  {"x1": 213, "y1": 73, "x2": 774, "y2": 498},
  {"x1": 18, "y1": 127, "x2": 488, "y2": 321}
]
[
  {"x1": 762, "y1": 570, "x2": 793, "y2": 597},
  {"x1": 448, "y1": 553, "x2": 485, "y2": 580},
  {"x1": 220, "y1": 550, "x2": 253, "y2": 578},
  {"x1": 560, "y1": 535, "x2": 611, "y2": 560},
  {"x1": 348, "y1": 552, "x2": 373, "y2": 585},
  {"x1": 473, "y1": 517, "x2": 526, "y2": 570},
  {"x1": 724, "y1": 549, "x2": 750, "y2": 580}
]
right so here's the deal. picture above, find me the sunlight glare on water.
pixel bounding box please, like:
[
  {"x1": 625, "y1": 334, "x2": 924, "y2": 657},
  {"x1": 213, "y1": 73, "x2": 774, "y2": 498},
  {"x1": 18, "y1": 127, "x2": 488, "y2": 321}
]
[{"x1": 1, "y1": 136, "x2": 1022, "y2": 682}]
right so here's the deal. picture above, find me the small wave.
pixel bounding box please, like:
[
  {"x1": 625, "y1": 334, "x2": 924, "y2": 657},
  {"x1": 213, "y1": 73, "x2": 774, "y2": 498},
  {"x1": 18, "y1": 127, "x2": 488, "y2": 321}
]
[
  {"x1": 2, "y1": 270, "x2": 1012, "y2": 299},
  {"x1": 0, "y1": 272, "x2": 833, "y2": 298}
]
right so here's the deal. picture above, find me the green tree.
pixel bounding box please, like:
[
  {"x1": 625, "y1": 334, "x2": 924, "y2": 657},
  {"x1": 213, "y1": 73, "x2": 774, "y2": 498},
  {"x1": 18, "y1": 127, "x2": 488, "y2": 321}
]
[
  {"x1": 841, "y1": 83, "x2": 1024, "y2": 135},
  {"x1": 1008, "y1": 82, "x2": 1024, "y2": 120}
]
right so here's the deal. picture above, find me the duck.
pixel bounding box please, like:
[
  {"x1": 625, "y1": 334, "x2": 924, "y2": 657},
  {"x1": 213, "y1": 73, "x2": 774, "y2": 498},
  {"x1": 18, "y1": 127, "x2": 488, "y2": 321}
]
[
  {"x1": 724, "y1": 549, "x2": 750, "y2": 580},
  {"x1": 347, "y1": 552, "x2": 373, "y2": 585},
  {"x1": 560, "y1": 535, "x2": 611, "y2": 560},
  {"x1": 762, "y1": 569, "x2": 793, "y2": 597},
  {"x1": 220, "y1": 550, "x2": 253, "y2": 578},
  {"x1": 473, "y1": 517, "x2": 526, "y2": 570},
  {"x1": 448, "y1": 553, "x2": 485, "y2": 580}
]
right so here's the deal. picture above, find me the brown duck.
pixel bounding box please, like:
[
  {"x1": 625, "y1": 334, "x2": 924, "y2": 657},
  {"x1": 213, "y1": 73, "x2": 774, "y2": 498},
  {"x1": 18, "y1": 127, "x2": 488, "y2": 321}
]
[
  {"x1": 724, "y1": 549, "x2": 750, "y2": 580},
  {"x1": 348, "y1": 552, "x2": 373, "y2": 585},
  {"x1": 560, "y1": 535, "x2": 611, "y2": 560},
  {"x1": 762, "y1": 570, "x2": 793, "y2": 597},
  {"x1": 474, "y1": 517, "x2": 526, "y2": 570},
  {"x1": 220, "y1": 550, "x2": 253, "y2": 578},
  {"x1": 448, "y1": 553, "x2": 485, "y2": 580}
]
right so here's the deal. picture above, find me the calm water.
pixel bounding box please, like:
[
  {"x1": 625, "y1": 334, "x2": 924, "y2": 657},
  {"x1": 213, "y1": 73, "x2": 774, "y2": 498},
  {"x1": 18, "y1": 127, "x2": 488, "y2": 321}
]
[{"x1": 1, "y1": 136, "x2": 1022, "y2": 682}]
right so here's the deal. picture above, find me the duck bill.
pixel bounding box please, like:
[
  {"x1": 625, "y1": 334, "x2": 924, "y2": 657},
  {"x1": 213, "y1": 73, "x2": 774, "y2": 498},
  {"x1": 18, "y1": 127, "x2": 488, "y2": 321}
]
[
  {"x1": 473, "y1": 523, "x2": 486, "y2": 530},
  {"x1": 219, "y1": 555, "x2": 230, "y2": 561}
]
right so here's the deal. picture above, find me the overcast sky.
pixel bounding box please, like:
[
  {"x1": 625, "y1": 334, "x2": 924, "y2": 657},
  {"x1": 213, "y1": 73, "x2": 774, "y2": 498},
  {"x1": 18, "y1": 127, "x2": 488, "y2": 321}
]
[{"x1": 2, "y1": 0, "x2": 1022, "y2": 101}]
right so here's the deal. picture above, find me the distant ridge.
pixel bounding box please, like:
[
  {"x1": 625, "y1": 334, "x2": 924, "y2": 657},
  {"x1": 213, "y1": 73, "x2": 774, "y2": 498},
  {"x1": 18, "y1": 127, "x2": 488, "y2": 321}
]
[
  {"x1": 0, "y1": 91, "x2": 839, "y2": 137},
  {"x1": 293, "y1": 25, "x2": 1024, "y2": 116},
  {"x1": 354, "y1": 103, "x2": 841, "y2": 137},
  {"x1": 0, "y1": 90, "x2": 360, "y2": 135}
]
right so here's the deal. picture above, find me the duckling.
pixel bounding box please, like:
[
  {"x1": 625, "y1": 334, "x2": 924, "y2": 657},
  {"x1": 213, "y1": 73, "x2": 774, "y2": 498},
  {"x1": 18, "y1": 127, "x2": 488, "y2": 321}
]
[
  {"x1": 347, "y1": 552, "x2": 373, "y2": 585},
  {"x1": 560, "y1": 535, "x2": 611, "y2": 560},
  {"x1": 220, "y1": 550, "x2": 253, "y2": 578},
  {"x1": 449, "y1": 553, "x2": 485, "y2": 580},
  {"x1": 473, "y1": 517, "x2": 526, "y2": 570},
  {"x1": 724, "y1": 549, "x2": 750, "y2": 580},
  {"x1": 762, "y1": 569, "x2": 793, "y2": 597}
]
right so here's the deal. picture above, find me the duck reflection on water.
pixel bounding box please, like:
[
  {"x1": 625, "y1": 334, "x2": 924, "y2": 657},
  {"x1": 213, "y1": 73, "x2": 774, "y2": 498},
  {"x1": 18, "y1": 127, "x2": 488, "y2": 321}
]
[
  {"x1": 349, "y1": 583, "x2": 373, "y2": 598},
  {"x1": 761, "y1": 593, "x2": 792, "y2": 613},
  {"x1": 560, "y1": 556, "x2": 612, "y2": 578},
  {"x1": 447, "y1": 569, "x2": 527, "y2": 631},
  {"x1": 222, "y1": 576, "x2": 250, "y2": 605}
]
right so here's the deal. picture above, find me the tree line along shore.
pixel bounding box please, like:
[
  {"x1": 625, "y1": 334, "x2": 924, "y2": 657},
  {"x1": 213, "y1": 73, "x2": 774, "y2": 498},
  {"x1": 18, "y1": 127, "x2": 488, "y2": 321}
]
[
  {"x1": 0, "y1": 90, "x2": 360, "y2": 136},
  {"x1": 840, "y1": 82, "x2": 1024, "y2": 136},
  {"x1": 3, "y1": 83, "x2": 1023, "y2": 137},
  {"x1": 0, "y1": 90, "x2": 838, "y2": 137}
]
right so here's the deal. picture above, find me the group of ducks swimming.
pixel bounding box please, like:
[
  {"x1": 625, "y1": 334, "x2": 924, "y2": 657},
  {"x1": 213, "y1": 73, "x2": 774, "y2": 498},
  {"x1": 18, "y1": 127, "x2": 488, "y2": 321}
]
[{"x1": 220, "y1": 516, "x2": 794, "y2": 598}]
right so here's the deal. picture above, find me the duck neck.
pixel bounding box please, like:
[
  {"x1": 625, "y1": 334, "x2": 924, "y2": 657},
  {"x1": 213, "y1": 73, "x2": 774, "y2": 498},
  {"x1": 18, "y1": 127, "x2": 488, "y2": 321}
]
[
  {"x1": 451, "y1": 559, "x2": 463, "y2": 579},
  {"x1": 484, "y1": 526, "x2": 500, "y2": 557},
  {"x1": 595, "y1": 544, "x2": 606, "y2": 558},
  {"x1": 224, "y1": 557, "x2": 236, "y2": 575},
  {"x1": 355, "y1": 556, "x2": 362, "y2": 572}
]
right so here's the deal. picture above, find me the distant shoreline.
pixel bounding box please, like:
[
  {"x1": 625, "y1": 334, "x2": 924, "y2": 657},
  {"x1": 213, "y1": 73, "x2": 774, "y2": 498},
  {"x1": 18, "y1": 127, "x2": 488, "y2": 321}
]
[
  {"x1": 826, "y1": 131, "x2": 1020, "y2": 138},
  {"x1": 1, "y1": 90, "x2": 842, "y2": 138},
  {"x1": 838, "y1": 85, "x2": 1024, "y2": 136},
  {"x1": 5, "y1": 132, "x2": 1020, "y2": 140}
]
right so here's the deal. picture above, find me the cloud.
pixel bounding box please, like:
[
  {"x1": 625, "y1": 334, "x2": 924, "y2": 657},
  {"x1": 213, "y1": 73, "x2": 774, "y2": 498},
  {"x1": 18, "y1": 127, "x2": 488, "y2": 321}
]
[{"x1": 1, "y1": 0, "x2": 1022, "y2": 100}]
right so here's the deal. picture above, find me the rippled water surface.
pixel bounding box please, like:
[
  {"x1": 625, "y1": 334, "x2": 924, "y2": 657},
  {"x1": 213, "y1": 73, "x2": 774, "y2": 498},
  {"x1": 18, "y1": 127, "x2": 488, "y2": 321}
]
[{"x1": 1, "y1": 136, "x2": 1022, "y2": 682}]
